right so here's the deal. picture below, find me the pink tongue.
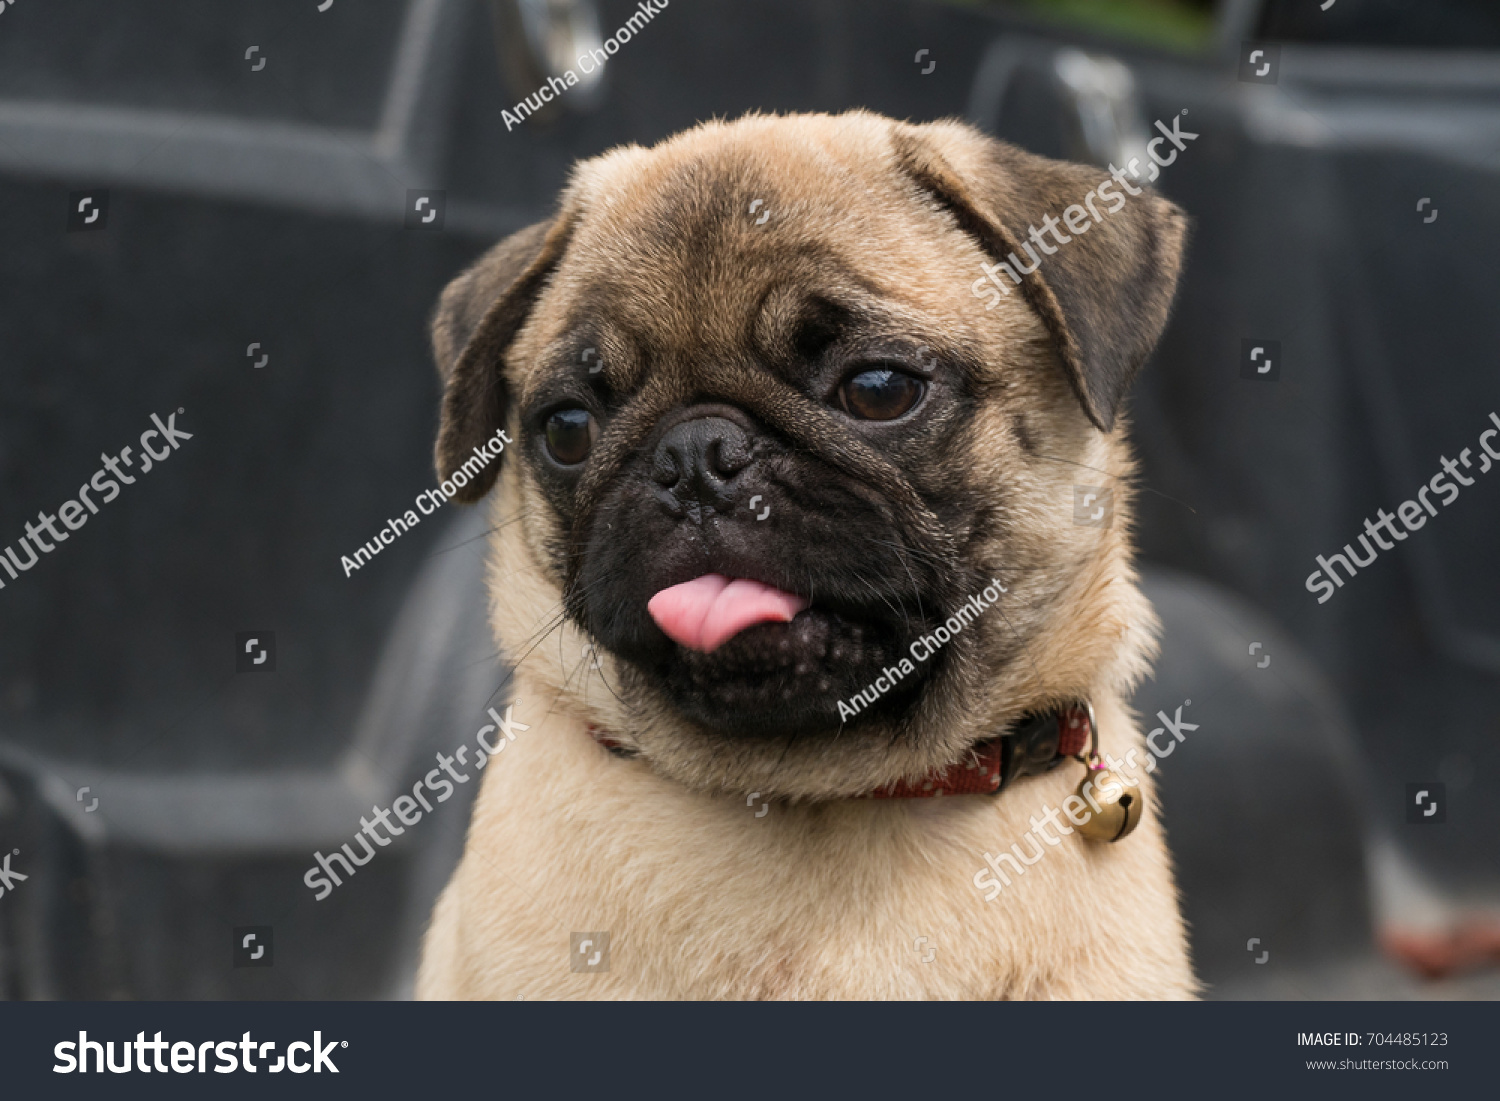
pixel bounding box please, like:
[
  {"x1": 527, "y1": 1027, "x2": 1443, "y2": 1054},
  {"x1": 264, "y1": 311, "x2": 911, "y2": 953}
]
[{"x1": 647, "y1": 574, "x2": 809, "y2": 653}]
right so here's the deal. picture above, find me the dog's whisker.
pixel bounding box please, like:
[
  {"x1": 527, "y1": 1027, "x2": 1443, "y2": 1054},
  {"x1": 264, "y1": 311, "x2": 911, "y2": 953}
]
[
  {"x1": 428, "y1": 508, "x2": 534, "y2": 557},
  {"x1": 863, "y1": 535, "x2": 948, "y2": 569},
  {"x1": 1031, "y1": 452, "x2": 1198, "y2": 515},
  {"x1": 855, "y1": 536, "x2": 947, "y2": 627},
  {"x1": 586, "y1": 654, "x2": 629, "y2": 710},
  {"x1": 482, "y1": 572, "x2": 630, "y2": 713},
  {"x1": 852, "y1": 571, "x2": 909, "y2": 637},
  {"x1": 492, "y1": 608, "x2": 573, "y2": 699}
]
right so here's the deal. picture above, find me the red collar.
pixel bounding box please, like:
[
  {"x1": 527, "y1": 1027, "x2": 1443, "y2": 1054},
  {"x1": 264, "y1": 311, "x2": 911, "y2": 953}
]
[{"x1": 586, "y1": 704, "x2": 1093, "y2": 799}]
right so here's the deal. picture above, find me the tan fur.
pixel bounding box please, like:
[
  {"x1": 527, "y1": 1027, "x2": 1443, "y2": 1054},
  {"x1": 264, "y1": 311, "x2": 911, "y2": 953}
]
[{"x1": 417, "y1": 111, "x2": 1195, "y2": 999}]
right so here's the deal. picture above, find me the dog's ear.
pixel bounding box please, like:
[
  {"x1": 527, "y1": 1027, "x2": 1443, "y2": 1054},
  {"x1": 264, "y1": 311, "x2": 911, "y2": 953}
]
[
  {"x1": 432, "y1": 215, "x2": 575, "y2": 501},
  {"x1": 892, "y1": 120, "x2": 1188, "y2": 432}
]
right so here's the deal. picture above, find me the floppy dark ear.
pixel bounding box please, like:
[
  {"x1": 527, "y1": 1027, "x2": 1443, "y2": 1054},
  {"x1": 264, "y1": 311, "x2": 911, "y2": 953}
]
[
  {"x1": 432, "y1": 214, "x2": 574, "y2": 502},
  {"x1": 892, "y1": 120, "x2": 1188, "y2": 432}
]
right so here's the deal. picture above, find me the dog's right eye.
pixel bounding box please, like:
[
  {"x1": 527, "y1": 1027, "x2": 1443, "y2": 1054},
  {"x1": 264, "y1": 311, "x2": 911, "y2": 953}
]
[
  {"x1": 838, "y1": 368, "x2": 926, "y2": 421},
  {"x1": 544, "y1": 407, "x2": 597, "y2": 465}
]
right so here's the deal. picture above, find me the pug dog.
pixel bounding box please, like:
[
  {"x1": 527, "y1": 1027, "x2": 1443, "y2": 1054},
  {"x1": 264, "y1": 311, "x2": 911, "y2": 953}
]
[{"x1": 416, "y1": 110, "x2": 1194, "y2": 999}]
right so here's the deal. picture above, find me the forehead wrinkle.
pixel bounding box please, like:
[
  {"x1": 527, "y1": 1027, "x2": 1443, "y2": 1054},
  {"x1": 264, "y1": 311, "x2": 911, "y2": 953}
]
[
  {"x1": 538, "y1": 296, "x2": 658, "y2": 398},
  {"x1": 546, "y1": 110, "x2": 1000, "y2": 397},
  {"x1": 749, "y1": 259, "x2": 897, "y2": 366},
  {"x1": 563, "y1": 129, "x2": 903, "y2": 352},
  {"x1": 568, "y1": 232, "x2": 867, "y2": 396},
  {"x1": 568, "y1": 152, "x2": 777, "y2": 338}
]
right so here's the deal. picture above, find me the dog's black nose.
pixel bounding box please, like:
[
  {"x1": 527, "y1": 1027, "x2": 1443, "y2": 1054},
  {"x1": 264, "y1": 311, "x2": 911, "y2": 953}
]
[{"x1": 652, "y1": 417, "x2": 752, "y2": 514}]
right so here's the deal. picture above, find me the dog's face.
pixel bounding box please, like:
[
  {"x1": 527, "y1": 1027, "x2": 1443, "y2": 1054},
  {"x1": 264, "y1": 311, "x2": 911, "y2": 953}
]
[{"x1": 432, "y1": 112, "x2": 1185, "y2": 799}]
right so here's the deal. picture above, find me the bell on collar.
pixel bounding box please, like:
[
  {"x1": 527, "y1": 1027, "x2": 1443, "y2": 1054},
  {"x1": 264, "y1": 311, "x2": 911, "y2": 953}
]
[{"x1": 1073, "y1": 763, "x2": 1143, "y2": 842}]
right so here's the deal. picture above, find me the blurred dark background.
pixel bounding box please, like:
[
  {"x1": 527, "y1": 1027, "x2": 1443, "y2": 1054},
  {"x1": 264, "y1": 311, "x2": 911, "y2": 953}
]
[{"x1": 0, "y1": 0, "x2": 1496, "y2": 999}]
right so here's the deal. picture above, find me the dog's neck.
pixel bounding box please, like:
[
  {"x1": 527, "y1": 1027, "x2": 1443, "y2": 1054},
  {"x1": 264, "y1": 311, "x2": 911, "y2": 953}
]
[{"x1": 586, "y1": 703, "x2": 1092, "y2": 800}]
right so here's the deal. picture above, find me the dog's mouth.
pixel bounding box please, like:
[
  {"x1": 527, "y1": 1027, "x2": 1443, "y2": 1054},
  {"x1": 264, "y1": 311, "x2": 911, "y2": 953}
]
[
  {"x1": 648, "y1": 575, "x2": 809, "y2": 654},
  {"x1": 638, "y1": 572, "x2": 933, "y2": 737}
]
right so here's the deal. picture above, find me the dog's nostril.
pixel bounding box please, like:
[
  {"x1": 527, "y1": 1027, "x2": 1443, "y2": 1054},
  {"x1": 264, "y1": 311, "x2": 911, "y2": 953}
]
[
  {"x1": 708, "y1": 436, "x2": 750, "y2": 479},
  {"x1": 652, "y1": 447, "x2": 683, "y2": 487}
]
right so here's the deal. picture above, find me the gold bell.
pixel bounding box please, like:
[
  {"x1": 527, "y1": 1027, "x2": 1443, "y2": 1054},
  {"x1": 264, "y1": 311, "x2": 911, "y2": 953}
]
[{"x1": 1073, "y1": 764, "x2": 1143, "y2": 842}]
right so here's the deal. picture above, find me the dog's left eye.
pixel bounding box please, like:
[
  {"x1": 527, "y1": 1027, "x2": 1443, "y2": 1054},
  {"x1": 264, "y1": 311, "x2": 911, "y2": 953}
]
[
  {"x1": 838, "y1": 368, "x2": 925, "y2": 421},
  {"x1": 544, "y1": 407, "x2": 597, "y2": 465}
]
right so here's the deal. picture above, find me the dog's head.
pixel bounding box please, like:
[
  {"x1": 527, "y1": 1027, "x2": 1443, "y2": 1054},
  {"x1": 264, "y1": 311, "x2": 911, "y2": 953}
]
[{"x1": 432, "y1": 111, "x2": 1185, "y2": 799}]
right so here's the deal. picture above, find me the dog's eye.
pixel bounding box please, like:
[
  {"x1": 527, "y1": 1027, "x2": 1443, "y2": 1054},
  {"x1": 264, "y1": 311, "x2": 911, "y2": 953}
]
[
  {"x1": 544, "y1": 407, "x2": 597, "y2": 465},
  {"x1": 839, "y1": 368, "x2": 925, "y2": 421}
]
